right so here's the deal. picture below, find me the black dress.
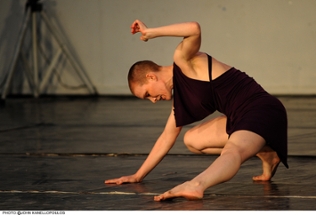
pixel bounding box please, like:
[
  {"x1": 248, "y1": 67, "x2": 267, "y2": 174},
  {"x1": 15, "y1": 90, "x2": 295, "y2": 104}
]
[{"x1": 173, "y1": 54, "x2": 288, "y2": 168}]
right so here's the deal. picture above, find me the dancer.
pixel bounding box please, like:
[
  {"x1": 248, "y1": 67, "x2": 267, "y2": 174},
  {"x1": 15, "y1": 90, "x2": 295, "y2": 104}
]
[{"x1": 105, "y1": 19, "x2": 288, "y2": 201}]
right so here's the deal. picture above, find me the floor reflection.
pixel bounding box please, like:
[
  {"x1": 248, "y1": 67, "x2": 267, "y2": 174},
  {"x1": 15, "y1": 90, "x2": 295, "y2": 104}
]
[{"x1": 253, "y1": 181, "x2": 290, "y2": 209}]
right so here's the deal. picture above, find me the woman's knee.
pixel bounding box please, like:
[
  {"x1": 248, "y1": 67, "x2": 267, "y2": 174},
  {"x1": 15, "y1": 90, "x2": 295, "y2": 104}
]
[
  {"x1": 183, "y1": 129, "x2": 195, "y2": 148},
  {"x1": 183, "y1": 129, "x2": 203, "y2": 154},
  {"x1": 221, "y1": 136, "x2": 264, "y2": 164},
  {"x1": 220, "y1": 141, "x2": 243, "y2": 164}
]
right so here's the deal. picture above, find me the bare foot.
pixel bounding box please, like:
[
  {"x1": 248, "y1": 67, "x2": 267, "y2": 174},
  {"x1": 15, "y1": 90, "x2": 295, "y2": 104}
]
[
  {"x1": 154, "y1": 181, "x2": 204, "y2": 201},
  {"x1": 252, "y1": 150, "x2": 280, "y2": 181}
]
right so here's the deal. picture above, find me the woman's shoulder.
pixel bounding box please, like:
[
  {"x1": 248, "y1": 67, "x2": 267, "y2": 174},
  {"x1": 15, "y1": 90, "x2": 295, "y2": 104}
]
[{"x1": 173, "y1": 52, "x2": 209, "y2": 81}]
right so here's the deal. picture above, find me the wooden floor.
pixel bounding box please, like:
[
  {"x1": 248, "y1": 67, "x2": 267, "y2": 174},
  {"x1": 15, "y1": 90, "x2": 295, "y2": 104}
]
[{"x1": 0, "y1": 96, "x2": 315, "y2": 210}]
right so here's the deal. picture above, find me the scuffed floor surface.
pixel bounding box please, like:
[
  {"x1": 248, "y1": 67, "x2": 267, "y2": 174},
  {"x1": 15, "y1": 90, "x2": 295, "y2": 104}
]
[{"x1": 0, "y1": 96, "x2": 315, "y2": 210}]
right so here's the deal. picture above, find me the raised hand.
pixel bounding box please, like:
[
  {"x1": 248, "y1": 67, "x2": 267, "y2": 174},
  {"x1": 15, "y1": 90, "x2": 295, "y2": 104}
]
[{"x1": 130, "y1": 19, "x2": 149, "y2": 41}]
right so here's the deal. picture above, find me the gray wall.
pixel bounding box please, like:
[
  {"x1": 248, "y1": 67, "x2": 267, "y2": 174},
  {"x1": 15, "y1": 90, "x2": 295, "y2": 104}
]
[{"x1": 0, "y1": 0, "x2": 315, "y2": 95}]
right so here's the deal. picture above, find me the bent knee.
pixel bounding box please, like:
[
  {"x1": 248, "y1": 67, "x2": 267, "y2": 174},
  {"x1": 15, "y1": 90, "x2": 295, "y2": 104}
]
[
  {"x1": 183, "y1": 129, "x2": 195, "y2": 147},
  {"x1": 183, "y1": 129, "x2": 201, "y2": 154}
]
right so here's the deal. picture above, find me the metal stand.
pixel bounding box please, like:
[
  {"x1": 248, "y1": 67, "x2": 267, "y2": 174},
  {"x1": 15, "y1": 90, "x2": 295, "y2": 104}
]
[{"x1": 1, "y1": 0, "x2": 98, "y2": 99}]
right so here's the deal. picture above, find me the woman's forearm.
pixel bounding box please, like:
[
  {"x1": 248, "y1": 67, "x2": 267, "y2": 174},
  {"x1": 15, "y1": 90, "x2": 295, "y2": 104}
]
[{"x1": 144, "y1": 21, "x2": 201, "y2": 40}]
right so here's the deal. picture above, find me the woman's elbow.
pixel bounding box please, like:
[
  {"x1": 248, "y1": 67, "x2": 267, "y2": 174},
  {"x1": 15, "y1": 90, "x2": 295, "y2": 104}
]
[{"x1": 190, "y1": 21, "x2": 201, "y2": 35}]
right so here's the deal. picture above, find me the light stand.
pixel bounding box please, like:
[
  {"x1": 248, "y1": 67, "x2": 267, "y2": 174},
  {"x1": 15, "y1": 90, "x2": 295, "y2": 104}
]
[{"x1": 1, "y1": 0, "x2": 98, "y2": 99}]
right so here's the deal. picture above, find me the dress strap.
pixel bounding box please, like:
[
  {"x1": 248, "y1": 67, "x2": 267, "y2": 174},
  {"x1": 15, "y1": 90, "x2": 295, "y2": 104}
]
[{"x1": 207, "y1": 54, "x2": 212, "y2": 81}]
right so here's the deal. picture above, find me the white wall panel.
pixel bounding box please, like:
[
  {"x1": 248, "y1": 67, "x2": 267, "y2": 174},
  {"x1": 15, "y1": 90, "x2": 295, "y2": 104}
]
[{"x1": 0, "y1": 0, "x2": 315, "y2": 95}]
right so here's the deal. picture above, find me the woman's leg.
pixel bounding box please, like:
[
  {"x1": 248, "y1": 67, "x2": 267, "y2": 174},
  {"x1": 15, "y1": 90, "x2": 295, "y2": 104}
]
[
  {"x1": 184, "y1": 115, "x2": 281, "y2": 182},
  {"x1": 183, "y1": 115, "x2": 228, "y2": 154},
  {"x1": 154, "y1": 130, "x2": 266, "y2": 201},
  {"x1": 252, "y1": 145, "x2": 281, "y2": 181}
]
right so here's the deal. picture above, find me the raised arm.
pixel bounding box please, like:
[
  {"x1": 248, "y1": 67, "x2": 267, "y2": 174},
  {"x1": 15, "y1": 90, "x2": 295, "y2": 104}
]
[
  {"x1": 131, "y1": 20, "x2": 201, "y2": 65},
  {"x1": 105, "y1": 107, "x2": 182, "y2": 184}
]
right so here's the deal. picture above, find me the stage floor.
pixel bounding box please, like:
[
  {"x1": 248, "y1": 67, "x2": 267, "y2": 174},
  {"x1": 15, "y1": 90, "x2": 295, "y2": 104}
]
[{"x1": 0, "y1": 96, "x2": 315, "y2": 210}]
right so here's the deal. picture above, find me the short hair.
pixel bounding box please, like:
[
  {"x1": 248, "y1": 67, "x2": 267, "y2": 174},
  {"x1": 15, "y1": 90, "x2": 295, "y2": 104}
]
[{"x1": 127, "y1": 60, "x2": 160, "y2": 92}]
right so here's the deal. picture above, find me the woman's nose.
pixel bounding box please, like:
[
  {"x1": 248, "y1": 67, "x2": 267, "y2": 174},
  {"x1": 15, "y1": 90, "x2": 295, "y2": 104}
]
[{"x1": 149, "y1": 97, "x2": 157, "y2": 103}]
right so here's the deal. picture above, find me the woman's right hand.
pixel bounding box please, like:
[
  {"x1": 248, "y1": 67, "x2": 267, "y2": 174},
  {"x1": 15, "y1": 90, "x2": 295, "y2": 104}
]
[
  {"x1": 104, "y1": 174, "x2": 141, "y2": 185},
  {"x1": 130, "y1": 19, "x2": 149, "y2": 42}
]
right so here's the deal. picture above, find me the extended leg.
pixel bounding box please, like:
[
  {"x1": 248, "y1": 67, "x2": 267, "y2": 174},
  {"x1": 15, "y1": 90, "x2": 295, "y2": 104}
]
[
  {"x1": 184, "y1": 115, "x2": 281, "y2": 182},
  {"x1": 154, "y1": 130, "x2": 266, "y2": 201}
]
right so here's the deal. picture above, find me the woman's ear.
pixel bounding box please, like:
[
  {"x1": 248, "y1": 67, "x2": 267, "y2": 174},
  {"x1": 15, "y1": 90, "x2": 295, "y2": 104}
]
[{"x1": 145, "y1": 72, "x2": 157, "y2": 81}]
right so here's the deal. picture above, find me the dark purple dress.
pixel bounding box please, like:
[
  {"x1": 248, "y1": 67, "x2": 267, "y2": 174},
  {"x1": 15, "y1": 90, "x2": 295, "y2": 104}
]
[{"x1": 173, "y1": 54, "x2": 288, "y2": 168}]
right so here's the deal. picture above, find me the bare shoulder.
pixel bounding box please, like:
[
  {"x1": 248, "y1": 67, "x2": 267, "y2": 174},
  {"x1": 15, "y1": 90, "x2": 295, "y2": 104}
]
[
  {"x1": 175, "y1": 52, "x2": 232, "y2": 81},
  {"x1": 211, "y1": 57, "x2": 233, "y2": 80},
  {"x1": 174, "y1": 52, "x2": 208, "y2": 81}
]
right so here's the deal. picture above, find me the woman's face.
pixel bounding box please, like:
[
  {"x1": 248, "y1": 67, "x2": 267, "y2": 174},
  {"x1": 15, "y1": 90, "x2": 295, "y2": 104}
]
[{"x1": 132, "y1": 76, "x2": 172, "y2": 103}]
